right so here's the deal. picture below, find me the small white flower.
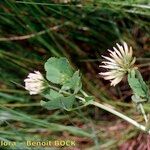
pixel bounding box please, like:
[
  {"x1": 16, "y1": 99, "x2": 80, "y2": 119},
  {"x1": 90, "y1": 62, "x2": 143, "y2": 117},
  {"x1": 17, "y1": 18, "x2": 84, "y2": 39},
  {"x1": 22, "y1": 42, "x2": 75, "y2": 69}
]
[
  {"x1": 24, "y1": 71, "x2": 45, "y2": 95},
  {"x1": 99, "y1": 42, "x2": 136, "y2": 86}
]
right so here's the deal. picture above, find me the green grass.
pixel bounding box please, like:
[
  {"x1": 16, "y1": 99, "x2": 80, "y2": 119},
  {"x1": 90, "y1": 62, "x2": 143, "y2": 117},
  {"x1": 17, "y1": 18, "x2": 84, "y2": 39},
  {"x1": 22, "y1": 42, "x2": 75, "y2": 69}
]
[{"x1": 0, "y1": 0, "x2": 150, "y2": 149}]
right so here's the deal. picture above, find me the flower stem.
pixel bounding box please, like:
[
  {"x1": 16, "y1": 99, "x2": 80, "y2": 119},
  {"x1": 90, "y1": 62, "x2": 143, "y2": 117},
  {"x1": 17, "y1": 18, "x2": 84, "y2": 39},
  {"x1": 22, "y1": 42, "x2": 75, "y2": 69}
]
[
  {"x1": 80, "y1": 89, "x2": 88, "y2": 97},
  {"x1": 139, "y1": 103, "x2": 148, "y2": 123},
  {"x1": 48, "y1": 85, "x2": 85, "y2": 102},
  {"x1": 88, "y1": 101, "x2": 150, "y2": 134},
  {"x1": 48, "y1": 85, "x2": 149, "y2": 134}
]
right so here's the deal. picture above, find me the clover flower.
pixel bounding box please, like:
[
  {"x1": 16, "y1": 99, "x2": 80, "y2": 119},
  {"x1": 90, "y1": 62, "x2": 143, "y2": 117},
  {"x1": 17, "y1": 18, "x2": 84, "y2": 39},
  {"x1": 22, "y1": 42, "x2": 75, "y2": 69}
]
[
  {"x1": 24, "y1": 71, "x2": 46, "y2": 95},
  {"x1": 99, "y1": 42, "x2": 136, "y2": 86}
]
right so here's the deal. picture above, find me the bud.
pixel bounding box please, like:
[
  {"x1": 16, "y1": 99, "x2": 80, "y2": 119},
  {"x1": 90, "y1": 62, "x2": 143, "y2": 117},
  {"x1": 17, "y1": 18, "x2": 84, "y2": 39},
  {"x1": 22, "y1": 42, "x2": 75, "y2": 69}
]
[{"x1": 24, "y1": 71, "x2": 46, "y2": 95}]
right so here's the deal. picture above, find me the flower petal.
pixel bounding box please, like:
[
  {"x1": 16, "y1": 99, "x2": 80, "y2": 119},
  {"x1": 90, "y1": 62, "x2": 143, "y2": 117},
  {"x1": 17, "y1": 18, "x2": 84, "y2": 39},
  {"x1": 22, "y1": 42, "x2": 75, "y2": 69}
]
[
  {"x1": 102, "y1": 55, "x2": 116, "y2": 63},
  {"x1": 101, "y1": 61, "x2": 118, "y2": 66},
  {"x1": 113, "y1": 47, "x2": 123, "y2": 58},
  {"x1": 116, "y1": 43, "x2": 125, "y2": 56},
  {"x1": 110, "y1": 76, "x2": 123, "y2": 86},
  {"x1": 99, "y1": 65, "x2": 120, "y2": 69},
  {"x1": 123, "y1": 42, "x2": 129, "y2": 55}
]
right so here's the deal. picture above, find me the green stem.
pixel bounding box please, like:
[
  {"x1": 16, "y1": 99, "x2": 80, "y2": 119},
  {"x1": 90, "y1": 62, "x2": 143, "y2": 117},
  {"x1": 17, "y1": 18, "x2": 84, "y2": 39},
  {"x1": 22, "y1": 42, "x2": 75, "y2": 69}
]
[
  {"x1": 80, "y1": 89, "x2": 88, "y2": 97},
  {"x1": 48, "y1": 84, "x2": 85, "y2": 102},
  {"x1": 48, "y1": 85, "x2": 149, "y2": 134},
  {"x1": 139, "y1": 103, "x2": 148, "y2": 123},
  {"x1": 89, "y1": 101, "x2": 150, "y2": 134}
]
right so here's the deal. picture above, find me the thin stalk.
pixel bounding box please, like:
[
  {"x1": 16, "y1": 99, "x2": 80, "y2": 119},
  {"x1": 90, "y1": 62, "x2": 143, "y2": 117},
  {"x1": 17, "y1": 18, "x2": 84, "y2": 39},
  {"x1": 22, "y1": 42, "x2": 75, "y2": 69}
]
[
  {"x1": 48, "y1": 84, "x2": 85, "y2": 102},
  {"x1": 80, "y1": 89, "x2": 88, "y2": 97},
  {"x1": 48, "y1": 85, "x2": 149, "y2": 133},
  {"x1": 139, "y1": 103, "x2": 148, "y2": 123},
  {"x1": 89, "y1": 101, "x2": 150, "y2": 134}
]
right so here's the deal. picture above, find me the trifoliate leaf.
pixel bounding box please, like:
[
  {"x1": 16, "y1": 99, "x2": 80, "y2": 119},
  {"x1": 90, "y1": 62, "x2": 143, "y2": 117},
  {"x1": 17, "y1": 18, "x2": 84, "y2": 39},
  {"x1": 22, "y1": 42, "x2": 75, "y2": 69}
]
[
  {"x1": 128, "y1": 69, "x2": 148, "y2": 98},
  {"x1": 42, "y1": 89, "x2": 63, "y2": 100},
  {"x1": 135, "y1": 70, "x2": 149, "y2": 98},
  {"x1": 44, "y1": 57, "x2": 74, "y2": 84},
  {"x1": 41, "y1": 95, "x2": 75, "y2": 110},
  {"x1": 61, "y1": 70, "x2": 82, "y2": 94},
  {"x1": 128, "y1": 77, "x2": 145, "y2": 97}
]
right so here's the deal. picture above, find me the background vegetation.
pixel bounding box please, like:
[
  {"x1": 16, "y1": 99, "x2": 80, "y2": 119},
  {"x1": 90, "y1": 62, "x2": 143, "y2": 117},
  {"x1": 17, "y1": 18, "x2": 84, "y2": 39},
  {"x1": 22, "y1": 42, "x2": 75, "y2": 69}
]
[{"x1": 0, "y1": 0, "x2": 150, "y2": 149}]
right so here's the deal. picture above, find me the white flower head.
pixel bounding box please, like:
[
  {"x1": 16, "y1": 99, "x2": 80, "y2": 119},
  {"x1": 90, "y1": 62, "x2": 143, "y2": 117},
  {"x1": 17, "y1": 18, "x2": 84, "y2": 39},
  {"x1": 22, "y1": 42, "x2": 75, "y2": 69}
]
[
  {"x1": 24, "y1": 71, "x2": 46, "y2": 95},
  {"x1": 99, "y1": 42, "x2": 136, "y2": 86}
]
